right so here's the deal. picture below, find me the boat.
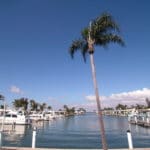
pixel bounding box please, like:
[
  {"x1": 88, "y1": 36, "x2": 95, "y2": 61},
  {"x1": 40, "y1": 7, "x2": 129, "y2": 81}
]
[
  {"x1": 54, "y1": 110, "x2": 65, "y2": 118},
  {"x1": 28, "y1": 111, "x2": 49, "y2": 122},
  {"x1": 0, "y1": 110, "x2": 31, "y2": 125},
  {"x1": 44, "y1": 110, "x2": 56, "y2": 120},
  {"x1": 29, "y1": 110, "x2": 65, "y2": 122}
]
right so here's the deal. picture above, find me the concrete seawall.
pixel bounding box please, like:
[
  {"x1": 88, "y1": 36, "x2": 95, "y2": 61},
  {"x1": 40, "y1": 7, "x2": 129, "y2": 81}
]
[{"x1": 1, "y1": 147, "x2": 150, "y2": 150}]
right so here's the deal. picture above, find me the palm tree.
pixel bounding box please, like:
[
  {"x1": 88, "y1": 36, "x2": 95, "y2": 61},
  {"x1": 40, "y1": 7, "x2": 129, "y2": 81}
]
[
  {"x1": 30, "y1": 100, "x2": 38, "y2": 111},
  {"x1": 12, "y1": 98, "x2": 29, "y2": 111},
  {"x1": 47, "y1": 106, "x2": 52, "y2": 110},
  {"x1": 0, "y1": 94, "x2": 5, "y2": 101},
  {"x1": 22, "y1": 98, "x2": 29, "y2": 111},
  {"x1": 0, "y1": 94, "x2": 5, "y2": 131},
  {"x1": 69, "y1": 13, "x2": 124, "y2": 150},
  {"x1": 42, "y1": 103, "x2": 47, "y2": 111},
  {"x1": 39, "y1": 103, "x2": 47, "y2": 112},
  {"x1": 13, "y1": 99, "x2": 22, "y2": 110},
  {"x1": 115, "y1": 104, "x2": 128, "y2": 110},
  {"x1": 0, "y1": 94, "x2": 5, "y2": 109}
]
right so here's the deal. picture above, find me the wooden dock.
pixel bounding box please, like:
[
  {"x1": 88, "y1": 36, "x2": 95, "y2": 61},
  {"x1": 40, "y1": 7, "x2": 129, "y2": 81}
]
[{"x1": 1, "y1": 147, "x2": 150, "y2": 150}]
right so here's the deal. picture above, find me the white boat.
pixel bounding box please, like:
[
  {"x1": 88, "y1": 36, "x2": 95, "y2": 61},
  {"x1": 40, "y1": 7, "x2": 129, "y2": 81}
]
[
  {"x1": 29, "y1": 112, "x2": 48, "y2": 121},
  {"x1": 54, "y1": 111, "x2": 65, "y2": 118},
  {"x1": 0, "y1": 110, "x2": 31, "y2": 125},
  {"x1": 29, "y1": 110, "x2": 65, "y2": 122},
  {"x1": 44, "y1": 111, "x2": 56, "y2": 120}
]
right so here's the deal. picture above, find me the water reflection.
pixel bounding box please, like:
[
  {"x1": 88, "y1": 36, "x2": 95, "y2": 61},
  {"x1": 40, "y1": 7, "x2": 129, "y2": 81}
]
[{"x1": 2, "y1": 124, "x2": 26, "y2": 142}]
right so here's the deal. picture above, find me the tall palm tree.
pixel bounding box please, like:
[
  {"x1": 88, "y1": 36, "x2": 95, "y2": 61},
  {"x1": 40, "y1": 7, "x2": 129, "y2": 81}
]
[{"x1": 69, "y1": 13, "x2": 124, "y2": 150}]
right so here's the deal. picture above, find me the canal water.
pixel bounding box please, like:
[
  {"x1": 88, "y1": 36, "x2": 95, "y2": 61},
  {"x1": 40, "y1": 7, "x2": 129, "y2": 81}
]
[{"x1": 2, "y1": 113, "x2": 150, "y2": 149}]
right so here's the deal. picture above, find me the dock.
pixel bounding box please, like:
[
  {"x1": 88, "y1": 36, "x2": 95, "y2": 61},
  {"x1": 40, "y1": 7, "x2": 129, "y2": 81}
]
[
  {"x1": 102, "y1": 109, "x2": 150, "y2": 128},
  {"x1": 128, "y1": 114, "x2": 150, "y2": 127},
  {"x1": 1, "y1": 147, "x2": 150, "y2": 150}
]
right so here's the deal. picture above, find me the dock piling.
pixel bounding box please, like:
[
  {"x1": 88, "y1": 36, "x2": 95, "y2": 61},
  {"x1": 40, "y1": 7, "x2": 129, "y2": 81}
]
[
  {"x1": 32, "y1": 127, "x2": 37, "y2": 149},
  {"x1": 127, "y1": 130, "x2": 133, "y2": 149},
  {"x1": 0, "y1": 131, "x2": 2, "y2": 148}
]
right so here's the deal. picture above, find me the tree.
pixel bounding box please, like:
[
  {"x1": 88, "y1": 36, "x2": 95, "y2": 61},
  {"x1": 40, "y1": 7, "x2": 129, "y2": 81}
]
[
  {"x1": 30, "y1": 100, "x2": 38, "y2": 111},
  {"x1": 0, "y1": 94, "x2": 5, "y2": 113},
  {"x1": 70, "y1": 107, "x2": 75, "y2": 115},
  {"x1": 0, "y1": 94, "x2": 5, "y2": 101},
  {"x1": 39, "y1": 103, "x2": 47, "y2": 112},
  {"x1": 42, "y1": 103, "x2": 47, "y2": 111},
  {"x1": 0, "y1": 94, "x2": 5, "y2": 109},
  {"x1": 115, "y1": 104, "x2": 127, "y2": 110},
  {"x1": 0, "y1": 105, "x2": 4, "y2": 109},
  {"x1": 135, "y1": 103, "x2": 145, "y2": 109},
  {"x1": 63, "y1": 105, "x2": 69, "y2": 115},
  {"x1": 13, "y1": 99, "x2": 22, "y2": 109},
  {"x1": 78, "y1": 107, "x2": 86, "y2": 112},
  {"x1": 22, "y1": 98, "x2": 29, "y2": 111},
  {"x1": 63, "y1": 105, "x2": 76, "y2": 116},
  {"x1": 69, "y1": 13, "x2": 124, "y2": 150},
  {"x1": 145, "y1": 98, "x2": 150, "y2": 108},
  {"x1": 47, "y1": 106, "x2": 52, "y2": 110},
  {"x1": 12, "y1": 98, "x2": 29, "y2": 111}
]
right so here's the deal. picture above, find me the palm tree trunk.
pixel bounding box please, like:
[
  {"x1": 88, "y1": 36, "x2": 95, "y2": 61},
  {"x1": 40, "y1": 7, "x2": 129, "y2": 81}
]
[{"x1": 89, "y1": 53, "x2": 108, "y2": 150}]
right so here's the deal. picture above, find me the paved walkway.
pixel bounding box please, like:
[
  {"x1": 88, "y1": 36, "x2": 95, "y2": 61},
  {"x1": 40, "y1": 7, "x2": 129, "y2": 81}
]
[{"x1": 1, "y1": 147, "x2": 150, "y2": 150}]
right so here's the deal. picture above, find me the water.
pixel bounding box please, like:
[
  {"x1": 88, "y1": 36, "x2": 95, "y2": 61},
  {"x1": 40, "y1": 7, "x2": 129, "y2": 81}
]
[{"x1": 1, "y1": 113, "x2": 150, "y2": 148}]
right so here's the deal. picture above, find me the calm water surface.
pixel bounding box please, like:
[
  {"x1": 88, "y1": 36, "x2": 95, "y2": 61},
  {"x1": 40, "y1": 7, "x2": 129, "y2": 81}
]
[{"x1": 2, "y1": 113, "x2": 150, "y2": 148}]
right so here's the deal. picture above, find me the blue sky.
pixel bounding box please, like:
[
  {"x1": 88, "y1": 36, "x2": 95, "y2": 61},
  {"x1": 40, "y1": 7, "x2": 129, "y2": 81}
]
[{"x1": 0, "y1": 0, "x2": 150, "y2": 110}]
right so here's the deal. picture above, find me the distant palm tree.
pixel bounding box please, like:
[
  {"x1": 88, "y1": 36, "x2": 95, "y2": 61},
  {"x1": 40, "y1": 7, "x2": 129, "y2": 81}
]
[
  {"x1": 42, "y1": 103, "x2": 47, "y2": 111},
  {"x1": 69, "y1": 13, "x2": 124, "y2": 150},
  {"x1": 13, "y1": 99, "x2": 22, "y2": 110},
  {"x1": 0, "y1": 94, "x2": 5, "y2": 111},
  {"x1": 30, "y1": 100, "x2": 38, "y2": 111},
  {"x1": 0, "y1": 94, "x2": 5, "y2": 101},
  {"x1": 47, "y1": 106, "x2": 52, "y2": 110},
  {"x1": 39, "y1": 103, "x2": 47, "y2": 112},
  {"x1": 12, "y1": 98, "x2": 29, "y2": 111}
]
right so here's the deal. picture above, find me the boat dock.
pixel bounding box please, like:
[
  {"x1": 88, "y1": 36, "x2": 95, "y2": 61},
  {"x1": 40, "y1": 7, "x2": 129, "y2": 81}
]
[
  {"x1": 102, "y1": 109, "x2": 150, "y2": 127},
  {"x1": 1, "y1": 147, "x2": 150, "y2": 150},
  {"x1": 128, "y1": 113, "x2": 150, "y2": 127}
]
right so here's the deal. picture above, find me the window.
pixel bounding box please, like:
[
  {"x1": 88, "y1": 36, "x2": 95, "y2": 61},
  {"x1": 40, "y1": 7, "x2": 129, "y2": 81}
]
[
  {"x1": 5, "y1": 114, "x2": 11, "y2": 117},
  {"x1": 12, "y1": 114, "x2": 17, "y2": 118}
]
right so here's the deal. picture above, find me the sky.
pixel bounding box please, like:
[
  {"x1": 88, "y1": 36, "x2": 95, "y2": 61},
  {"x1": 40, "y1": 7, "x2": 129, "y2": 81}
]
[{"x1": 0, "y1": 0, "x2": 150, "y2": 110}]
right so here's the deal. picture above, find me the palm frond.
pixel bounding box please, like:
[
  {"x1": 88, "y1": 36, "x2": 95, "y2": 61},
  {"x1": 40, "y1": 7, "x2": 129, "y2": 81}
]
[
  {"x1": 81, "y1": 13, "x2": 123, "y2": 45},
  {"x1": 92, "y1": 13, "x2": 120, "y2": 36},
  {"x1": 81, "y1": 27, "x2": 89, "y2": 40},
  {"x1": 69, "y1": 39, "x2": 88, "y2": 61},
  {"x1": 69, "y1": 12, "x2": 124, "y2": 57},
  {"x1": 95, "y1": 33, "x2": 125, "y2": 47},
  {"x1": 81, "y1": 42, "x2": 88, "y2": 62}
]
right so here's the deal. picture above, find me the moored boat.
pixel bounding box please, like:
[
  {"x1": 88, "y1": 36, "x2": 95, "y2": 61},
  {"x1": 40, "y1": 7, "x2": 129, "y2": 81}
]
[{"x1": 0, "y1": 110, "x2": 31, "y2": 125}]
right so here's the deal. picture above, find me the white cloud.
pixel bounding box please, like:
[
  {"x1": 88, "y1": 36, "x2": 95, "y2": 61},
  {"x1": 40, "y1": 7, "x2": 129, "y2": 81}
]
[
  {"x1": 86, "y1": 88, "x2": 150, "y2": 108},
  {"x1": 10, "y1": 85, "x2": 24, "y2": 94}
]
